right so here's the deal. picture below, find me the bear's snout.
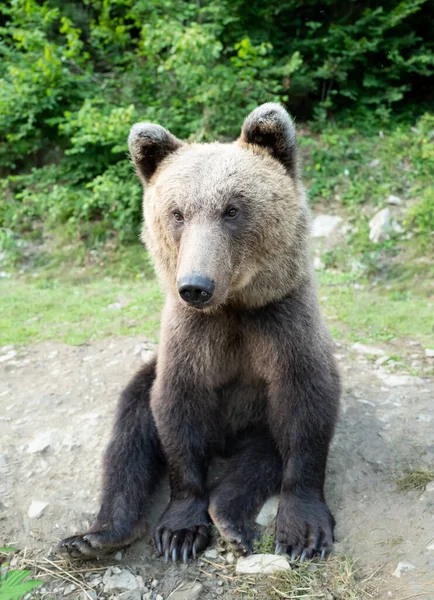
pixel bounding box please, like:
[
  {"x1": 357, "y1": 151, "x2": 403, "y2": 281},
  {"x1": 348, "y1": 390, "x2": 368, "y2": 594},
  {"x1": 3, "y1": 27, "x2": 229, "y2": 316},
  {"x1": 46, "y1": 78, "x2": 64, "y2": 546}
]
[{"x1": 178, "y1": 275, "x2": 215, "y2": 308}]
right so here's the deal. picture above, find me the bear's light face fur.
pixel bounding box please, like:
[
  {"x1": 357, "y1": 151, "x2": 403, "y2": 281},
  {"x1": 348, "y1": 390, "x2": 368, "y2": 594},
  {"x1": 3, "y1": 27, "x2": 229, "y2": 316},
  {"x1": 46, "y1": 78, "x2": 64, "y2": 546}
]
[{"x1": 129, "y1": 104, "x2": 312, "y2": 311}]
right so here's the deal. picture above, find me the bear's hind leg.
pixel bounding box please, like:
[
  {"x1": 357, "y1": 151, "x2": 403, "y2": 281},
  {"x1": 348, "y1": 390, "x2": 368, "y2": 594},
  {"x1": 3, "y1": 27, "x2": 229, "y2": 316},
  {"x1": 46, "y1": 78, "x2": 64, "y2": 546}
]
[
  {"x1": 57, "y1": 358, "x2": 165, "y2": 558},
  {"x1": 209, "y1": 430, "x2": 282, "y2": 554}
]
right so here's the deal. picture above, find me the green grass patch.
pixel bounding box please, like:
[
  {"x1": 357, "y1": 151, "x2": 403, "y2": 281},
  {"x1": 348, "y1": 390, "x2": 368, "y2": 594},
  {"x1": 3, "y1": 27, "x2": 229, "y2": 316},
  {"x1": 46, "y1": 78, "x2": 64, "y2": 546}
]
[
  {"x1": 0, "y1": 276, "x2": 163, "y2": 346},
  {"x1": 319, "y1": 271, "x2": 434, "y2": 348}
]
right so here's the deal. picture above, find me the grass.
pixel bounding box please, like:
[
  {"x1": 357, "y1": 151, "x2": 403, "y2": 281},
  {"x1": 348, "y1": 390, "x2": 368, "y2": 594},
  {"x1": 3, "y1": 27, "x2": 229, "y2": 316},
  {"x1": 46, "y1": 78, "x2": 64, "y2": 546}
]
[
  {"x1": 395, "y1": 469, "x2": 434, "y2": 492},
  {"x1": 319, "y1": 271, "x2": 434, "y2": 348},
  {"x1": 0, "y1": 275, "x2": 163, "y2": 346},
  {"x1": 236, "y1": 554, "x2": 368, "y2": 600}
]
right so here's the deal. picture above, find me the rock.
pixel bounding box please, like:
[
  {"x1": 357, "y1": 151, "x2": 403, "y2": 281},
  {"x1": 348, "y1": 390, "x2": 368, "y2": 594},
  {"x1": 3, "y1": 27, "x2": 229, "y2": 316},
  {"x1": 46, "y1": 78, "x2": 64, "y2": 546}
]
[
  {"x1": 155, "y1": 595, "x2": 164, "y2": 600},
  {"x1": 225, "y1": 552, "x2": 235, "y2": 564},
  {"x1": 425, "y1": 348, "x2": 434, "y2": 358},
  {"x1": 27, "y1": 431, "x2": 53, "y2": 454},
  {"x1": 0, "y1": 350, "x2": 17, "y2": 363},
  {"x1": 352, "y1": 342, "x2": 385, "y2": 357},
  {"x1": 81, "y1": 592, "x2": 97, "y2": 600},
  {"x1": 375, "y1": 355, "x2": 390, "y2": 366},
  {"x1": 369, "y1": 158, "x2": 380, "y2": 168},
  {"x1": 103, "y1": 569, "x2": 140, "y2": 595},
  {"x1": 369, "y1": 208, "x2": 391, "y2": 243},
  {"x1": 27, "y1": 500, "x2": 48, "y2": 519},
  {"x1": 313, "y1": 256, "x2": 325, "y2": 271},
  {"x1": 151, "y1": 580, "x2": 159, "y2": 589},
  {"x1": 377, "y1": 372, "x2": 423, "y2": 387},
  {"x1": 204, "y1": 548, "x2": 218, "y2": 559},
  {"x1": 63, "y1": 584, "x2": 77, "y2": 595},
  {"x1": 387, "y1": 194, "x2": 402, "y2": 205},
  {"x1": 392, "y1": 561, "x2": 416, "y2": 578},
  {"x1": 425, "y1": 481, "x2": 434, "y2": 493},
  {"x1": 311, "y1": 215, "x2": 342, "y2": 239},
  {"x1": 255, "y1": 496, "x2": 279, "y2": 526},
  {"x1": 236, "y1": 554, "x2": 291, "y2": 575},
  {"x1": 167, "y1": 581, "x2": 203, "y2": 600},
  {"x1": 118, "y1": 590, "x2": 141, "y2": 600},
  {"x1": 143, "y1": 593, "x2": 152, "y2": 600},
  {"x1": 427, "y1": 543, "x2": 434, "y2": 551},
  {"x1": 114, "y1": 551, "x2": 123, "y2": 561}
]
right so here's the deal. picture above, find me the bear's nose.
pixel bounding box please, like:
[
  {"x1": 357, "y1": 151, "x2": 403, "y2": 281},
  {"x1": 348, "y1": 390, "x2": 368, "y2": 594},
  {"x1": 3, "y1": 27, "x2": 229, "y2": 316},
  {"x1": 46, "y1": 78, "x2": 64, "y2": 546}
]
[{"x1": 177, "y1": 275, "x2": 215, "y2": 307}]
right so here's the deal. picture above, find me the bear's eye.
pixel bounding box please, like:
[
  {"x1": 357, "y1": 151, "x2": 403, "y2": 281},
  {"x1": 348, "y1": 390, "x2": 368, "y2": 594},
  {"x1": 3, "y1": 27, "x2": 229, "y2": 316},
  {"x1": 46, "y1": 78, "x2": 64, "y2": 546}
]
[
  {"x1": 225, "y1": 207, "x2": 238, "y2": 219},
  {"x1": 173, "y1": 211, "x2": 184, "y2": 223}
]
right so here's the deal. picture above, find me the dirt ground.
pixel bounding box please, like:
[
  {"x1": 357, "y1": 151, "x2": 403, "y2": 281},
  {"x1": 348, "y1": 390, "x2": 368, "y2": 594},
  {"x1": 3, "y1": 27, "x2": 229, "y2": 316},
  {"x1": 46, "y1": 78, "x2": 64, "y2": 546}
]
[{"x1": 1, "y1": 335, "x2": 433, "y2": 599}]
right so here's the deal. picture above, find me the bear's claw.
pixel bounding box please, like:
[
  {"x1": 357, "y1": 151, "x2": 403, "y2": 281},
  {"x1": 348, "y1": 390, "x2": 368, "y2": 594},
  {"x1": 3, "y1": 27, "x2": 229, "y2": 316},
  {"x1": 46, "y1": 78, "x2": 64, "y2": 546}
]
[{"x1": 154, "y1": 524, "x2": 210, "y2": 563}]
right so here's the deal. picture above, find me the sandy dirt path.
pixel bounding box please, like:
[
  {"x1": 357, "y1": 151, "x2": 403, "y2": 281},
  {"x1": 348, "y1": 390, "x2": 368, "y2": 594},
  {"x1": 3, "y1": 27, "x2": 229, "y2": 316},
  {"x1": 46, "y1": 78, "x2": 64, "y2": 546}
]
[{"x1": 1, "y1": 336, "x2": 433, "y2": 599}]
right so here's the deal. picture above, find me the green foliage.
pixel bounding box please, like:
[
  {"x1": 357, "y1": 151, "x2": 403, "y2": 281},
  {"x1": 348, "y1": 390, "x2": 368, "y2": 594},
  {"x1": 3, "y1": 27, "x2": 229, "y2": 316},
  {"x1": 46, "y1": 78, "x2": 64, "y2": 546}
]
[
  {"x1": 0, "y1": 549, "x2": 42, "y2": 600},
  {"x1": 0, "y1": 0, "x2": 433, "y2": 251}
]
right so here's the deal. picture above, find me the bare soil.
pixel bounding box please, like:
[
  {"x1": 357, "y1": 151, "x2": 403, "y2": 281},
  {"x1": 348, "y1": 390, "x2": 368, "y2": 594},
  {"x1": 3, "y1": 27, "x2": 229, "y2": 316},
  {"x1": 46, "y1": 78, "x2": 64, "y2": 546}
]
[{"x1": 1, "y1": 336, "x2": 433, "y2": 599}]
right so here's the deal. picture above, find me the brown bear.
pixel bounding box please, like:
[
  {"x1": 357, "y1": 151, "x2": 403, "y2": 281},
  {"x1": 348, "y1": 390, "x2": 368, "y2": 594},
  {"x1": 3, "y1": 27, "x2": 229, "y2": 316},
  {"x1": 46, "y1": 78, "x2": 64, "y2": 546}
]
[{"x1": 57, "y1": 103, "x2": 340, "y2": 563}]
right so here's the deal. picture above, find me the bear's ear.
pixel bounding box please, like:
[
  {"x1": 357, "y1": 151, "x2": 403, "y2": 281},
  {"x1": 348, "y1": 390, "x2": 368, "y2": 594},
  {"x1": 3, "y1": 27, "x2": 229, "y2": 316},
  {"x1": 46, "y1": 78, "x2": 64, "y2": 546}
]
[
  {"x1": 239, "y1": 103, "x2": 297, "y2": 177},
  {"x1": 128, "y1": 123, "x2": 184, "y2": 184}
]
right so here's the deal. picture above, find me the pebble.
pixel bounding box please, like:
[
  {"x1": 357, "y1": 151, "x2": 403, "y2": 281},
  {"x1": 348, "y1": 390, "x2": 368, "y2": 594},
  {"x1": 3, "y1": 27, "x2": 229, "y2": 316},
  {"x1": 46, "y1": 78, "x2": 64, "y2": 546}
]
[
  {"x1": 114, "y1": 551, "x2": 123, "y2": 561},
  {"x1": 369, "y1": 208, "x2": 391, "y2": 243},
  {"x1": 425, "y1": 348, "x2": 434, "y2": 358},
  {"x1": 352, "y1": 342, "x2": 385, "y2": 356},
  {"x1": 63, "y1": 584, "x2": 77, "y2": 595},
  {"x1": 392, "y1": 561, "x2": 416, "y2": 578},
  {"x1": 167, "y1": 581, "x2": 203, "y2": 600},
  {"x1": 311, "y1": 215, "x2": 342, "y2": 239},
  {"x1": 225, "y1": 551, "x2": 235, "y2": 564},
  {"x1": 377, "y1": 372, "x2": 423, "y2": 387},
  {"x1": 27, "y1": 431, "x2": 53, "y2": 454},
  {"x1": 387, "y1": 194, "x2": 402, "y2": 205},
  {"x1": 155, "y1": 595, "x2": 164, "y2": 600},
  {"x1": 255, "y1": 496, "x2": 279, "y2": 526},
  {"x1": 103, "y1": 569, "x2": 140, "y2": 594},
  {"x1": 427, "y1": 543, "x2": 434, "y2": 551},
  {"x1": 27, "y1": 500, "x2": 48, "y2": 519},
  {"x1": 204, "y1": 549, "x2": 218, "y2": 559},
  {"x1": 0, "y1": 350, "x2": 17, "y2": 363},
  {"x1": 81, "y1": 592, "x2": 97, "y2": 600},
  {"x1": 151, "y1": 579, "x2": 159, "y2": 588},
  {"x1": 236, "y1": 554, "x2": 291, "y2": 575}
]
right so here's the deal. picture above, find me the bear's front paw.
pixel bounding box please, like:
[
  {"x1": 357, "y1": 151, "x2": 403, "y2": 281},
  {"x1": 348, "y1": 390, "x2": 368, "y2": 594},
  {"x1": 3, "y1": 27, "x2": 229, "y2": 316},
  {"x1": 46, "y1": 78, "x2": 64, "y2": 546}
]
[
  {"x1": 274, "y1": 492, "x2": 335, "y2": 561},
  {"x1": 154, "y1": 498, "x2": 211, "y2": 562}
]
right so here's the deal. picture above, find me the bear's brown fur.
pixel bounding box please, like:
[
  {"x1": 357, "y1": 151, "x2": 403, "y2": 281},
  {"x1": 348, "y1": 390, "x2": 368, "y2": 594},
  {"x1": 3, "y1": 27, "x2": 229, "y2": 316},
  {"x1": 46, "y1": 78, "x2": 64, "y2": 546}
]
[{"x1": 58, "y1": 103, "x2": 340, "y2": 563}]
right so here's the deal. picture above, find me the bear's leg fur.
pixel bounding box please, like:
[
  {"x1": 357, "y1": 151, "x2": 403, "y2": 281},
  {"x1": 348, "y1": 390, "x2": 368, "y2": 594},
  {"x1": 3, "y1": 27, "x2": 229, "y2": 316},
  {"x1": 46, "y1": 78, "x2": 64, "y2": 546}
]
[
  {"x1": 265, "y1": 332, "x2": 340, "y2": 561},
  {"x1": 209, "y1": 429, "x2": 282, "y2": 553},
  {"x1": 57, "y1": 358, "x2": 165, "y2": 558},
  {"x1": 151, "y1": 357, "x2": 222, "y2": 562}
]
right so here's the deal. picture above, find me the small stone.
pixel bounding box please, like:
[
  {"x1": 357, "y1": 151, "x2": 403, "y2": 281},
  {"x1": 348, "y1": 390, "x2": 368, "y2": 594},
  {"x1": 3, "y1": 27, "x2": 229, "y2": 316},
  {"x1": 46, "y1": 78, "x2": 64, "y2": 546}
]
[
  {"x1": 27, "y1": 500, "x2": 48, "y2": 519},
  {"x1": 204, "y1": 549, "x2": 218, "y2": 560},
  {"x1": 0, "y1": 350, "x2": 17, "y2": 363},
  {"x1": 255, "y1": 496, "x2": 279, "y2": 526},
  {"x1": 387, "y1": 194, "x2": 402, "y2": 205},
  {"x1": 352, "y1": 342, "x2": 385, "y2": 356},
  {"x1": 425, "y1": 481, "x2": 434, "y2": 493},
  {"x1": 114, "y1": 551, "x2": 123, "y2": 561},
  {"x1": 311, "y1": 215, "x2": 342, "y2": 239},
  {"x1": 392, "y1": 561, "x2": 416, "y2": 578},
  {"x1": 155, "y1": 595, "x2": 163, "y2": 600},
  {"x1": 81, "y1": 592, "x2": 97, "y2": 600},
  {"x1": 425, "y1": 348, "x2": 434, "y2": 358},
  {"x1": 151, "y1": 580, "x2": 159, "y2": 589},
  {"x1": 216, "y1": 589, "x2": 224, "y2": 596},
  {"x1": 27, "y1": 431, "x2": 53, "y2": 454},
  {"x1": 369, "y1": 159, "x2": 380, "y2": 168},
  {"x1": 375, "y1": 355, "x2": 390, "y2": 366},
  {"x1": 427, "y1": 543, "x2": 434, "y2": 550},
  {"x1": 118, "y1": 591, "x2": 141, "y2": 600},
  {"x1": 313, "y1": 256, "x2": 325, "y2": 270},
  {"x1": 377, "y1": 372, "x2": 423, "y2": 387},
  {"x1": 167, "y1": 581, "x2": 203, "y2": 600},
  {"x1": 64, "y1": 584, "x2": 77, "y2": 595},
  {"x1": 225, "y1": 552, "x2": 235, "y2": 564},
  {"x1": 135, "y1": 576, "x2": 145, "y2": 591},
  {"x1": 104, "y1": 569, "x2": 139, "y2": 594},
  {"x1": 236, "y1": 554, "x2": 291, "y2": 575},
  {"x1": 143, "y1": 593, "x2": 152, "y2": 600},
  {"x1": 369, "y1": 208, "x2": 391, "y2": 243}
]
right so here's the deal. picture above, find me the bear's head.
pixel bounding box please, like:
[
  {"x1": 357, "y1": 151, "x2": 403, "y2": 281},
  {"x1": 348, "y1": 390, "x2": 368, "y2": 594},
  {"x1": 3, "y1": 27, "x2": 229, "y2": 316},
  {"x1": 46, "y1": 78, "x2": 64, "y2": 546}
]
[{"x1": 128, "y1": 104, "x2": 311, "y2": 312}]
